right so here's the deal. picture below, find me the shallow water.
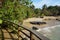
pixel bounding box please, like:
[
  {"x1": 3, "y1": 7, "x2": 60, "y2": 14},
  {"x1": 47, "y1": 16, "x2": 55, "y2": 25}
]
[
  {"x1": 35, "y1": 20, "x2": 60, "y2": 40},
  {"x1": 24, "y1": 19, "x2": 60, "y2": 40},
  {"x1": 38, "y1": 24, "x2": 60, "y2": 40}
]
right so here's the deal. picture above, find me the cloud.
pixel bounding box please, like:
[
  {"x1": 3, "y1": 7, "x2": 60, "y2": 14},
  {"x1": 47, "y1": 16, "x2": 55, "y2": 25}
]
[{"x1": 32, "y1": 0, "x2": 60, "y2": 8}]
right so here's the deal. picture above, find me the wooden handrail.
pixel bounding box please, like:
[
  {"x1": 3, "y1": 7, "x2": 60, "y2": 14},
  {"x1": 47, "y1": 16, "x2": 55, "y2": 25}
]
[{"x1": 3, "y1": 19, "x2": 50, "y2": 40}]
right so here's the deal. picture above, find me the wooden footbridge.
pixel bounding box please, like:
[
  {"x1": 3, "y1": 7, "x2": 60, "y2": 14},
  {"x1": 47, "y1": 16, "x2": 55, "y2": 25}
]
[{"x1": 0, "y1": 19, "x2": 50, "y2": 40}]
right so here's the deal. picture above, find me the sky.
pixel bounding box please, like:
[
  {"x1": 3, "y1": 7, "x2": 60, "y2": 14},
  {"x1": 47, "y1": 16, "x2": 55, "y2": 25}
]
[{"x1": 31, "y1": 0, "x2": 60, "y2": 8}]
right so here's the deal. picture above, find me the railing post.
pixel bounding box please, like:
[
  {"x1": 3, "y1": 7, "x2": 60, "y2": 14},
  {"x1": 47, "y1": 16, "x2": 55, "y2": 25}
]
[
  {"x1": 30, "y1": 32, "x2": 35, "y2": 40},
  {"x1": 18, "y1": 27, "x2": 23, "y2": 40},
  {"x1": 18, "y1": 26, "x2": 20, "y2": 40}
]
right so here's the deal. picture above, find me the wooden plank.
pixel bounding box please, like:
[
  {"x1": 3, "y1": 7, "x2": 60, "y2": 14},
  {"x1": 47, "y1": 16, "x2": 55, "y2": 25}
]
[{"x1": 3, "y1": 20, "x2": 50, "y2": 40}]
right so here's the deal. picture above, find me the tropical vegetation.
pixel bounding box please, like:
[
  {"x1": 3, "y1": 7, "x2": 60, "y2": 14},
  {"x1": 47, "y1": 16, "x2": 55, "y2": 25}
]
[
  {"x1": 0, "y1": 0, "x2": 60, "y2": 23},
  {"x1": 0, "y1": 0, "x2": 60, "y2": 34}
]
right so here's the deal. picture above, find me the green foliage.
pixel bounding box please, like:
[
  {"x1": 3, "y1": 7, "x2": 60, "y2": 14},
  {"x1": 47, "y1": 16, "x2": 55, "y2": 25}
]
[
  {"x1": 41, "y1": 5, "x2": 60, "y2": 16},
  {"x1": 0, "y1": 19, "x2": 3, "y2": 24},
  {"x1": 47, "y1": 6, "x2": 59, "y2": 16},
  {"x1": 0, "y1": 0, "x2": 35, "y2": 33},
  {"x1": 0, "y1": 0, "x2": 60, "y2": 22},
  {"x1": 0, "y1": 0, "x2": 60, "y2": 34},
  {"x1": 34, "y1": 8, "x2": 41, "y2": 17},
  {"x1": 0, "y1": 0, "x2": 34, "y2": 23},
  {"x1": 41, "y1": 14, "x2": 45, "y2": 17}
]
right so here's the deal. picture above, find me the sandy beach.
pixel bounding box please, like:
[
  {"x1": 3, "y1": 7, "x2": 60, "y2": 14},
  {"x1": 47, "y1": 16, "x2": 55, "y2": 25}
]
[{"x1": 23, "y1": 17, "x2": 60, "y2": 28}]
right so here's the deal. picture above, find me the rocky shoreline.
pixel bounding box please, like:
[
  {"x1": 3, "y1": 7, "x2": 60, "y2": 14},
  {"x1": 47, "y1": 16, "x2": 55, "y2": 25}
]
[{"x1": 23, "y1": 16, "x2": 60, "y2": 28}]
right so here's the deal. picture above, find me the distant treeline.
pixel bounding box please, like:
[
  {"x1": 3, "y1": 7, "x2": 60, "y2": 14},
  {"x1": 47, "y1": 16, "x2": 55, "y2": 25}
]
[
  {"x1": 33, "y1": 5, "x2": 60, "y2": 17},
  {"x1": 0, "y1": 0, "x2": 60, "y2": 23},
  {"x1": 32, "y1": 5, "x2": 60, "y2": 17}
]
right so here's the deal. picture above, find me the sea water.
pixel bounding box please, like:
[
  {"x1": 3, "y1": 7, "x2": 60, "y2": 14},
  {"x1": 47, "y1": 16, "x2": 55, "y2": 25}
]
[{"x1": 37, "y1": 25, "x2": 60, "y2": 40}]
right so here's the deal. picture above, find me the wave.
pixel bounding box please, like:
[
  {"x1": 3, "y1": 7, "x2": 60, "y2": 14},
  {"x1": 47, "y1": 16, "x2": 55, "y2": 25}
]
[{"x1": 36, "y1": 25, "x2": 60, "y2": 32}]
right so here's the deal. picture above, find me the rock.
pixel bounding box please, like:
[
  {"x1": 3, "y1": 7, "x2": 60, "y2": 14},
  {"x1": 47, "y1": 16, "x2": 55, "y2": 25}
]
[
  {"x1": 30, "y1": 21, "x2": 46, "y2": 25},
  {"x1": 32, "y1": 26, "x2": 38, "y2": 30}
]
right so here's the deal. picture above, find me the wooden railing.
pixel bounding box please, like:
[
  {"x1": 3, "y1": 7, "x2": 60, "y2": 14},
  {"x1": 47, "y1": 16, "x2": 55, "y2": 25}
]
[{"x1": 1, "y1": 19, "x2": 50, "y2": 40}]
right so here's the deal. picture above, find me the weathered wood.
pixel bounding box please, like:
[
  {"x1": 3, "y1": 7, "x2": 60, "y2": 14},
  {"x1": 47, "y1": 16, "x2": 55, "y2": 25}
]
[
  {"x1": 20, "y1": 30, "x2": 30, "y2": 38},
  {"x1": 3, "y1": 19, "x2": 50, "y2": 40},
  {"x1": 30, "y1": 32, "x2": 35, "y2": 40},
  {"x1": 18, "y1": 27, "x2": 19, "y2": 40}
]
